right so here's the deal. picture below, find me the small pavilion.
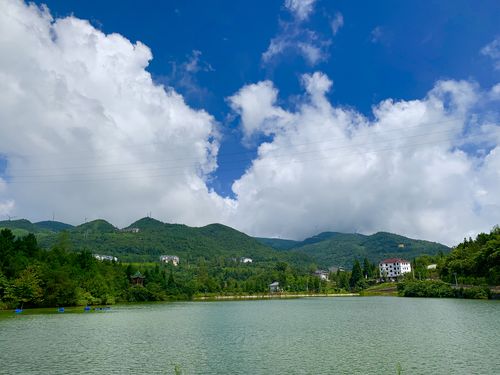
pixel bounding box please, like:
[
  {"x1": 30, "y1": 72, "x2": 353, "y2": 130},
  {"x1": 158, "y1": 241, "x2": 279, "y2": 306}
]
[{"x1": 131, "y1": 271, "x2": 145, "y2": 286}]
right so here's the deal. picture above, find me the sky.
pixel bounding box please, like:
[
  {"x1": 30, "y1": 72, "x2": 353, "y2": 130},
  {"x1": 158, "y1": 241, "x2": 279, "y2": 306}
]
[{"x1": 0, "y1": 0, "x2": 499, "y2": 245}]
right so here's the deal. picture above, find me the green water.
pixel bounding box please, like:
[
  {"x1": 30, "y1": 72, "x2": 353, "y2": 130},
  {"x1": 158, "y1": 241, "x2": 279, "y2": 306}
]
[{"x1": 0, "y1": 297, "x2": 499, "y2": 374}]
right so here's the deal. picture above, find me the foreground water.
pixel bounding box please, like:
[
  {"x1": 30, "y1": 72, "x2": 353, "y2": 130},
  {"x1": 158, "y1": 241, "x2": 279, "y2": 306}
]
[{"x1": 0, "y1": 297, "x2": 499, "y2": 374}]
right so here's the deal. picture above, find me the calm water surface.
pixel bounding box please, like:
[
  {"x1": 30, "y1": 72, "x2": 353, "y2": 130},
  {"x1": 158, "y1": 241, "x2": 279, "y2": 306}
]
[{"x1": 0, "y1": 297, "x2": 499, "y2": 374}]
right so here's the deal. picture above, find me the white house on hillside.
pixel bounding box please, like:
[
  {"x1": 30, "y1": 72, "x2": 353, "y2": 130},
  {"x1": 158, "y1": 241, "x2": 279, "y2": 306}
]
[
  {"x1": 379, "y1": 258, "x2": 411, "y2": 279},
  {"x1": 240, "y1": 257, "x2": 253, "y2": 263},
  {"x1": 94, "y1": 254, "x2": 118, "y2": 262},
  {"x1": 160, "y1": 255, "x2": 179, "y2": 266}
]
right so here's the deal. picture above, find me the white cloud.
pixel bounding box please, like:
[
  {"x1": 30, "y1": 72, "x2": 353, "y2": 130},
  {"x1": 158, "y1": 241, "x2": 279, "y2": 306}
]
[
  {"x1": 0, "y1": 0, "x2": 232, "y2": 227},
  {"x1": 262, "y1": 1, "x2": 330, "y2": 66},
  {"x1": 330, "y1": 12, "x2": 344, "y2": 35},
  {"x1": 228, "y1": 81, "x2": 291, "y2": 141},
  {"x1": 2, "y1": 0, "x2": 499, "y2": 247},
  {"x1": 228, "y1": 73, "x2": 500, "y2": 245},
  {"x1": 284, "y1": 0, "x2": 316, "y2": 21},
  {"x1": 481, "y1": 36, "x2": 500, "y2": 70}
]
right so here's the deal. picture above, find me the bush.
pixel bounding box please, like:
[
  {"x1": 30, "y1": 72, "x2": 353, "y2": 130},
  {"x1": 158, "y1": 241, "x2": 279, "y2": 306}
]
[
  {"x1": 398, "y1": 280, "x2": 491, "y2": 299},
  {"x1": 398, "y1": 280, "x2": 455, "y2": 298},
  {"x1": 458, "y1": 286, "x2": 490, "y2": 299}
]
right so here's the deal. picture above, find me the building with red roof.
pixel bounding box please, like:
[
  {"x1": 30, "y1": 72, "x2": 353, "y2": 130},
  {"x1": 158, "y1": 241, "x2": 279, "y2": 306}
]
[{"x1": 379, "y1": 258, "x2": 411, "y2": 279}]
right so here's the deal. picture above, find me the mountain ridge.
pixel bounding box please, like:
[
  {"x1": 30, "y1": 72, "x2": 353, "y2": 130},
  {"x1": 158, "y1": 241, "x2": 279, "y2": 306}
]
[{"x1": 1, "y1": 218, "x2": 450, "y2": 266}]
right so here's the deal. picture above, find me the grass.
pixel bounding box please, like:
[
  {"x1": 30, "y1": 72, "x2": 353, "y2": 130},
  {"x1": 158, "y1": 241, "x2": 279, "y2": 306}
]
[{"x1": 360, "y1": 282, "x2": 398, "y2": 296}]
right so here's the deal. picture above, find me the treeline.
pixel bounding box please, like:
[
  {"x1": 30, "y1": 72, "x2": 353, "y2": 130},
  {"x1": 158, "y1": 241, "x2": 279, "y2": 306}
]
[
  {"x1": 397, "y1": 226, "x2": 499, "y2": 299},
  {"x1": 0, "y1": 228, "x2": 356, "y2": 309},
  {"x1": 440, "y1": 226, "x2": 500, "y2": 286}
]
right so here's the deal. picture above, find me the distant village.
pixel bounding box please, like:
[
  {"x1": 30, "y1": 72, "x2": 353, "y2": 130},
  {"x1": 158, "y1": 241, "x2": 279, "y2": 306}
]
[{"x1": 93, "y1": 243, "x2": 438, "y2": 294}]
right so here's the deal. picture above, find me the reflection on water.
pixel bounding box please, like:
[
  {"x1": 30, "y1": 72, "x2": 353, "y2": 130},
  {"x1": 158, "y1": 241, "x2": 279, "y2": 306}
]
[{"x1": 0, "y1": 297, "x2": 499, "y2": 374}]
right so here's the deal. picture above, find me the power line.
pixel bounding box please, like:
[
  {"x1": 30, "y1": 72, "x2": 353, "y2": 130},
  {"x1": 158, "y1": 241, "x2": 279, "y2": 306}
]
[
  {"x1": 5, "y1": 117, "x2": 469, "y2": 172},
  {"x1": 5, "y1": 131, "x2": 496, "y2": 185},
  {"x1": 6, "y1": 126, "x2": 495, "y2": 179}
]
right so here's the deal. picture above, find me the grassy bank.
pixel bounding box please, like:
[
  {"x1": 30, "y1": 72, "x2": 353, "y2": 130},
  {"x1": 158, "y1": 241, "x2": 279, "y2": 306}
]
[{"x1": 359, "y1": 282, "x2": 398, "y2": 296}]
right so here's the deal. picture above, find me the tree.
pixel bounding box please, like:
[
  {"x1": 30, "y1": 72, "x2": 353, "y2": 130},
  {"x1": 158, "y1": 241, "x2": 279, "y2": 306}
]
[
  {"x1": 362, "y1": 258, "x2": 373, "y2": 278},
  {"x1": 349, "y1": 259, "x2": 364, "y2": 290},
  {"x1": 8, "y1": 266, "x2": 43, "y2": 307}
]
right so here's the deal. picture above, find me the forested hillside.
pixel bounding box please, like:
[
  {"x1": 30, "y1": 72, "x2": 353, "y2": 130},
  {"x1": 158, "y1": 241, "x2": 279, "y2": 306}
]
[{"x1": 257, "y1": 231, "x2": 450, "y2": 267}]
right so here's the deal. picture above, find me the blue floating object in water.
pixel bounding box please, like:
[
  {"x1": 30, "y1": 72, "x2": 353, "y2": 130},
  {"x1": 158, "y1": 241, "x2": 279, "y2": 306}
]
[
  {"x1": 15, "y1": 308, "x2": 23, "y2": 314},
  {"x1": 84, "y1": 306, "x2": 91, "y2": 311},
  {"x1": 58, "y1": 307, "x2": 65, "y2": 313}
]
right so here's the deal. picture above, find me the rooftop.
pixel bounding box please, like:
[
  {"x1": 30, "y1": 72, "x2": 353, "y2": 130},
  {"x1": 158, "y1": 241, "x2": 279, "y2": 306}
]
[{"x1": 380, "y1": 258, "x2": 410, "y2": 264}]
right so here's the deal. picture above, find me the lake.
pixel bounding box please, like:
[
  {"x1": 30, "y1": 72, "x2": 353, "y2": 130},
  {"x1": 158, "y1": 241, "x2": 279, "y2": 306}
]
[{"x1": 0, "y1": 297, "x2": 499, "y2": 374}]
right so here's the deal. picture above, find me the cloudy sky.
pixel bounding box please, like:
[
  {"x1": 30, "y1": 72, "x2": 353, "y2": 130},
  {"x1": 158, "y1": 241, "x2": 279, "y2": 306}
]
[{"x1": 0, "y1": 0, "x2": 499, "y2": 245}]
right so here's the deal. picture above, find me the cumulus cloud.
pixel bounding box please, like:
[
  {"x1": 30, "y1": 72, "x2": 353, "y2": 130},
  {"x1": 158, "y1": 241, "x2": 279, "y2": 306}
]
[
  {"x1": 2, "y1": 0, "x2": 499, "y2": 247},
  {"x1": 228, "y1": 73, "x2": 500, "y2": 245},
  {"x1": 481, "y1": 36, "x2": 500, "y2": 70},
  {"x1": 0, "y1": 0, "x2": 232, "y2": 227},
  {"x1": 228, "y1": 81, "x2": 292, "y2": 141}
]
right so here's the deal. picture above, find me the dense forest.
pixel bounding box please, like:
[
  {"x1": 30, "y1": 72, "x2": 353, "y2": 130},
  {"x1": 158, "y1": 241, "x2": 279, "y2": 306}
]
[
  {"x1": 258, "y1": 231, "x2": 449, "y2": 267},
  {"x1": 0, "y1": 228, "x2": 354, "y2": 309},
  {"x1": 1, "y1": 222, "x2": 498, "y2": 309},
  {"x1": 397, "y1": 226, "x2": 500, "y2": 299}
]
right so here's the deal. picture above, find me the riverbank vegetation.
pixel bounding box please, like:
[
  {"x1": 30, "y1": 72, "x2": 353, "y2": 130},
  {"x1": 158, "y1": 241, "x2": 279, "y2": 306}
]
[
  {"x1": 1, "y1": 225, "x2": 498, "y2": 309},
  {"x1": 0, "y1": 228, "x2": 356, "y2": 309}
]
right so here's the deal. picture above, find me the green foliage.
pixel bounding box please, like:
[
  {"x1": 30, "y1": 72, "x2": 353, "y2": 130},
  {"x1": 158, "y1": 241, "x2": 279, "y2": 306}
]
[
  {"x1": 398, "y1": 280, "x2": 491, "y2": 299},
  {"x1": 349, "y1": 259, "x2": 365, "y2": 290},
  {"x1": 440, "y1": 226, "x2": 500, "y2": 285},
  {"x1": 0, "y1": 227, "x2": 332, "y2": 308},
  {"x1": 29, "y1": 217, "x2": 309, "y2": 265},
  {"x1": 260, "y1": 231, "x2": 450, "y2": 268},
  {"x1": 254, "y1": 237, "x2": 301, "y2": 250},
  {"x1": 397, "y1": 280, "x2": 455, "y2": 298}
]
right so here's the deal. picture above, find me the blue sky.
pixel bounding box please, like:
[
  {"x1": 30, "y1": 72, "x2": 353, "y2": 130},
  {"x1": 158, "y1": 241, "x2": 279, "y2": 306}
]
[
  {"x1": 31, "y1": 0, "x2": 500, "y2": 197},
  {"x1": 0, "y1": 0, "x2": 499, "y2": 243}
]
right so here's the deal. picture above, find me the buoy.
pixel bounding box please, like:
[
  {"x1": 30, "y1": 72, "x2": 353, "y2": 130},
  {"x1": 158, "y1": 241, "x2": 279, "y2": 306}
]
[{"x1": 58, "y1": 307, "x2": 65, "y2": 313}]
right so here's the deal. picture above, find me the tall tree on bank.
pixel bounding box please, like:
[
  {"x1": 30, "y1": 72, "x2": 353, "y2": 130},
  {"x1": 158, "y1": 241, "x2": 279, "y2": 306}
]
[{"x1": 350, "y1": 259, "x2": 363, "y2": 290}]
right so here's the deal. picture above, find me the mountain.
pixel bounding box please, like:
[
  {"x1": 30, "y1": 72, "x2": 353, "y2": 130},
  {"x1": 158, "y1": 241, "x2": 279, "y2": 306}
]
[
  {"x1": 28, "y1": 217, "x2": 305, "y2": 264},
  {"x1": 34, "y1": 221, "x2": 74, "y2": 232},
  {"x1": 125, "y1": 217, "x2": 166, "y2": 231},
  {"x1": 257, "y1": 231, "x2": 450, "y2": 268},
  {"x1": 254, "y1": 237, "x2": 301, "y2": 250},
  {"x1": 0, "y1": 219, "x2": 41, "y2": 233},
  {"x1": 73, "y1": 219, "x2": 117, "y2": 234},
  {"x1": 2, "y1": 217, "x2": 449, "y2": 267}
]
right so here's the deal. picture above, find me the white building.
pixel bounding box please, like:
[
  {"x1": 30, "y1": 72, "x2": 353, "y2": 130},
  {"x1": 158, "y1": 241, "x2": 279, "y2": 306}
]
[
  {"x1": 427, "y1": 264, "x2": 437, "y2": 270},
  {"x1": 94, "y1": 254, "x2": 118, "y2": 262},
  {"x1": 379, "y1": 258, "x2": 411, "y2": 279},
  {"x1": 160, "y1": 255, "x2": 179, "y2": 266},
  {"x1": 269, "y1": 281, "x2": 280, "y2": 293},
  {"x1": 240, "y1": 257, "x2": 253, "y2": 263},
  {"x1": 121, "y1": 227, "x2": 140, "y2": 233},
  {"x1": 314, "y1": 270, "x2": 329, "y2": 281}
]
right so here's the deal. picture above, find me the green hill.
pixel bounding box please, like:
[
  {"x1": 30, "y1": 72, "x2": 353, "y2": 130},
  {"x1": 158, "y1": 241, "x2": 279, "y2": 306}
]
[
  {"x1": 0, "y1": 219, "x2": 41, "y2": 233},
  {"x1": 73, "y1": 219, "x2": 117, "y2": 234},
  {"x1": 254, "y1": 237, "x2": 301, "y2": 250},
  {"x1": 257, "y1": 231, "x2": 450, "y2": 268},
  {"x1": 34, "y1": 221, "x2": 74, "y2": 232},
  {"x1": 28, "y1": 217, "x2": 305, "y2": 264}
]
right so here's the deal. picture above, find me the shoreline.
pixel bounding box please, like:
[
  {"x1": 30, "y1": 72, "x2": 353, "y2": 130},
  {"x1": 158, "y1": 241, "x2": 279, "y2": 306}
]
[{"x1": 194, "y1": 293, "x2": 359, "y2": 301}]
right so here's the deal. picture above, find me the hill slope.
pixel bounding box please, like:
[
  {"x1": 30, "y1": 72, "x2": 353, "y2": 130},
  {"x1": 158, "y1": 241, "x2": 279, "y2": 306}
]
[
  {"x1": 28, "y1": 217, "x2": 305, "y2": 264},
  {"x1": 257, "y1": 231, "x2": 450, "y2": 267},
  {"x1": 34, "y1": 221, "x2": 74, "y2": 232}
]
